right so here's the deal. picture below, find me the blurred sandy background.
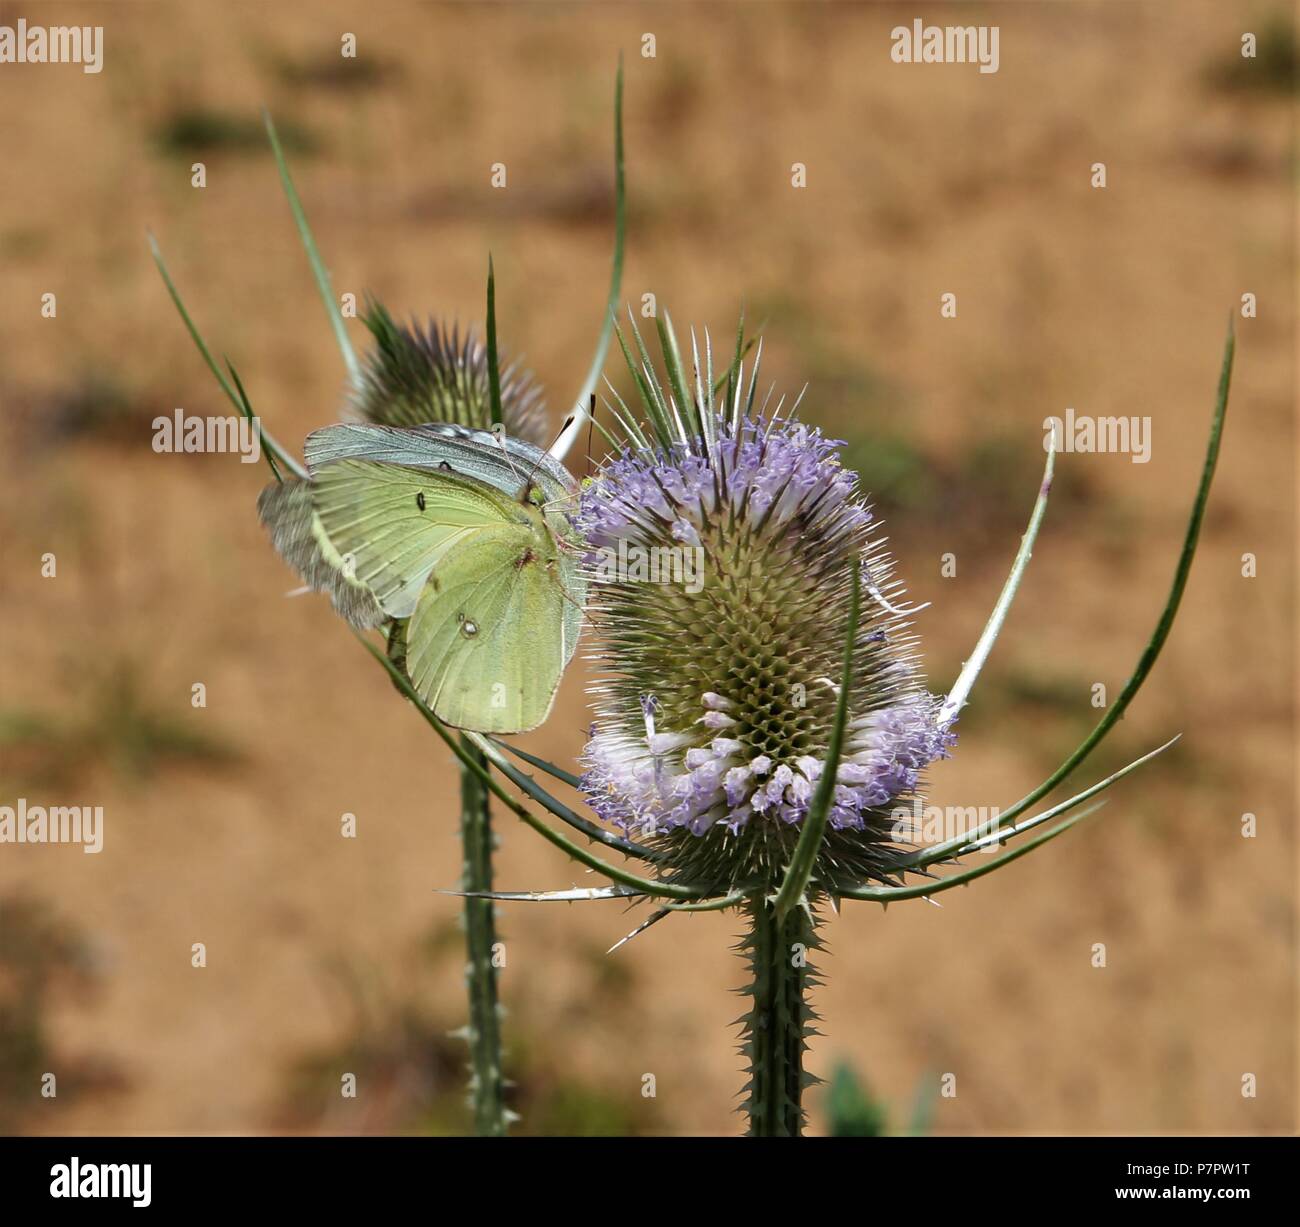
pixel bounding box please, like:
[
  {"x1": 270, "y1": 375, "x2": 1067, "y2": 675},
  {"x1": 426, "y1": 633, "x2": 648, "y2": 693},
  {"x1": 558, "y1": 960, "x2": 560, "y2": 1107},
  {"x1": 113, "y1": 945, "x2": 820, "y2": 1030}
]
[{"x1": 0, "y1": 0, "x2": 1294, "y2": 1135}]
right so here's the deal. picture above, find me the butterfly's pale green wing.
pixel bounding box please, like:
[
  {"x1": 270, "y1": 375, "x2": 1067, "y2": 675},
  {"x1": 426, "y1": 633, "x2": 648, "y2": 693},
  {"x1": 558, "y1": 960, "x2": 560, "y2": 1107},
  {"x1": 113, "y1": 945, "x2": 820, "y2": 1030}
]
[
  {"x1": 265, "y1": 424, "x2": 586, "y2": 732},
  {"x1": 260, "y1": 421, "x2": 575, "y2": 626},
  {"x1": 405, "y1": 504, "x2": 578, "y2": 733},
  {"x1": 310, "y1": 458, "x2": 532, "y2": 620},
  {"x1": 304, "y1": 422, "x2": 577, "y2": 507},
  {"x1": 257, "y1": 478, "x2": 386, "y2": 628},
  {"x1": 549, "y1": 507, "x2": 587, "y2": 670}
]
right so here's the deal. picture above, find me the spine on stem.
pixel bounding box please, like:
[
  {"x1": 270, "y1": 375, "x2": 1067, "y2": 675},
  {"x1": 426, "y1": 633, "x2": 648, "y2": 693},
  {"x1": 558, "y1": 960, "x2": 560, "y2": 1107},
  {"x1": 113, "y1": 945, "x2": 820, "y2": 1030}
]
[{"x1": 738, "y1": 896, "x2": 821, "y2": 1137}]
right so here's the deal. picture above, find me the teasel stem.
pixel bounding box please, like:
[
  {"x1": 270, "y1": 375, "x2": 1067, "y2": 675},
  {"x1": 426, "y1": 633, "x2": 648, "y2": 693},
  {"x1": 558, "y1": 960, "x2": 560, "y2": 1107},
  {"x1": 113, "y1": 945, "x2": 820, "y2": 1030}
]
[
  {"x1": 741, "y1": 896, "x2": 819, "y2": 1137},
  {"x1": 458, "y1": 736, "x2": 509, "y2": 1136},
  {"x1": 733, "y1": 563, "x2": 850, "y2": 1135}
]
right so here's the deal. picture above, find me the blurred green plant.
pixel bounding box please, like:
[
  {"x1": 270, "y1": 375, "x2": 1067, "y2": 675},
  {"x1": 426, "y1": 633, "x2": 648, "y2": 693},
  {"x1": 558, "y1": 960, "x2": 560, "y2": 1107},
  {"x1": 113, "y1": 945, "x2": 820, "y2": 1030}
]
[
  {"x1": 0, "y1": 895, "x2": 119, "y2": 1133},
  {"x1": 1207, "y1": 13, "x2": 1296, "y2": 95},
  {"x1": 36, "y1": 372, "x2": 165, "y2": 444},
  {"x1": 824, "y1": 1061, "x2": 936, "y2": 1137},
  {"x1": 154, "y1": 107, "x2": 318, "y2": 157},
  {"x1": 825, "y1": 1062, "x2": 889, "y2": 1137},
  {"x1": 735, "y1": 294, "x2": 1095, "y2": 544},
  {"x1": 269, "y1": 51, "x2": 400, "y2": 93},
  {"x1": 953, "y1": 662, "x2": 1201, "y2": 787},
  {"x1": 842, "y1": 429, "x2": 1095, "y2": 541},
  {"x1": 279, "y1": 929, "x2": 654, "y2": 1137},
  {"x1": 0, "y1": 660, "x2": 235, "y2": 789},
  {"x1": 520, "y1": 1083, "x2": 643, "y2": 1138}
]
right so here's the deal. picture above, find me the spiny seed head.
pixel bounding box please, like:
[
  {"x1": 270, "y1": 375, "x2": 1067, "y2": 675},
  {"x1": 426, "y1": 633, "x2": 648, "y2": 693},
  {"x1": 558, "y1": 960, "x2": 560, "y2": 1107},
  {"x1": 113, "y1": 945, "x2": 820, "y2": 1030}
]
[
  {"x1": 350, "y1": 299, "x2": 546, "y2": 444},
  {"x1": 578, "y1": 409, "x2": 954, "y2": 893}
]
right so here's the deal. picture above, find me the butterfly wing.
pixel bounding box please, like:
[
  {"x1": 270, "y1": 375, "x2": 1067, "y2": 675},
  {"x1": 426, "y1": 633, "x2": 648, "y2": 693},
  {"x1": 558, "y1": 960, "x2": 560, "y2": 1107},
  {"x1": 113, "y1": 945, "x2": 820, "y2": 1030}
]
[
  {"x1": 257, "y1": 478, "x2": 386, "y2": 629},
  {"x1": 405, "y1": 514, "x2": 574, "y2": 733},
  {"x1": 554, "y1": 538, "x2": 587, "y2": 673},
  {"x1": 304, "y1": 422, "x2": 577, "y2": 508},
  {"x1": 310, "y1": 458, "x2": 530, "y2": 620},
  {"x1": 262, "y1": 424, "x2": 585, "y2": 732}
]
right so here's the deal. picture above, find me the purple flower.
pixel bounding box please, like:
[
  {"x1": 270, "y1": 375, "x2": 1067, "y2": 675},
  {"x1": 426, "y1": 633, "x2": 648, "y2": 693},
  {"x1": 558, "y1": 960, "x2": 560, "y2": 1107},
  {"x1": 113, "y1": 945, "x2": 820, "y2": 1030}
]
[{"x1": 578, "y1": 411, "x2": 954, "y2": 882}]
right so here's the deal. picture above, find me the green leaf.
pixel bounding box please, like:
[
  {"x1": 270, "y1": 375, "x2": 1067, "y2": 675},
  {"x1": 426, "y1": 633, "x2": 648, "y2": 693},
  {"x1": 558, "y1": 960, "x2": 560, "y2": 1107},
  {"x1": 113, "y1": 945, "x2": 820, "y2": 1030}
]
[
  {"x1": 148, "y1": 232, "x2": 306, "y2": 479},
  {"x1": 467, "y1": 733, "x2": 664, "y2": 862},
  {"x1": 566, "y1": 57, "x2": 626, "y2": 433},
  {"x1": 443, "y1": 884, "x2": 644, "y2": 903},
  {"x1": 225, "y1": 358, "x2": 282, "y2": 483},
  {"x1": 654, "y1": 310, "x2": 698, "y2": 439},
  {"x1": 939, "y1": 430, "x2": 1056, "y2": 725},
  {"x1": 897, "y1": 735, "x2": 1179, "y2": 873},
  {"x1": 841, "y1": 803, "x2": 1107, "y2": 904},
  {"x1": 264, "y1": 109, "x2": 361, "y2": 390},
  {"x1": 924, "y1": 319, "x2": 1235, "y2": 853}
]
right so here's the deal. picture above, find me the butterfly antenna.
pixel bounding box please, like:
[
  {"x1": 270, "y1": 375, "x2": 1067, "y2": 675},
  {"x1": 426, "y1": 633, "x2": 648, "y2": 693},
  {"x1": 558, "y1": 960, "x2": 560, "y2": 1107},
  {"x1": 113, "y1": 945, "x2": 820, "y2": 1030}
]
[
  {"x1": 543, "y1": 489, "x2": 585, "y2": 512},
  {"x1": 486, "y1": 421, "x2": 530, "y2": 495},
  {"x1": 517, "y1": 409, "x2": 579, "y2": 504}
]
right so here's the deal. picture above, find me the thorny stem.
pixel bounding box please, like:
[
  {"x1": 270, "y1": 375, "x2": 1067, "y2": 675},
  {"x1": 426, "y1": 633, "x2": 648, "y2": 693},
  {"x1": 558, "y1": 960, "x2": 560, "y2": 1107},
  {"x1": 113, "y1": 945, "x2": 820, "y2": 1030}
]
[
  {"x1": 741, "y1": 897, "x2": 819, "y2": 1137},
  {"x1": 458, "y1": 736, "x2": 508, "y2": 1136}
]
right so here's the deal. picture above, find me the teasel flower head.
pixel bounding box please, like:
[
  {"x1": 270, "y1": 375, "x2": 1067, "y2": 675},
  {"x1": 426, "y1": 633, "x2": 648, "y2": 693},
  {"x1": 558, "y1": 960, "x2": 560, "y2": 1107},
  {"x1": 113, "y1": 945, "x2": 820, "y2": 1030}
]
[
  {"x1": 350, "y1": 299, "x2": 547, "y2": 444},
  {"x1": 577, "y1": 396, "x2": 955, "y2": 895}
]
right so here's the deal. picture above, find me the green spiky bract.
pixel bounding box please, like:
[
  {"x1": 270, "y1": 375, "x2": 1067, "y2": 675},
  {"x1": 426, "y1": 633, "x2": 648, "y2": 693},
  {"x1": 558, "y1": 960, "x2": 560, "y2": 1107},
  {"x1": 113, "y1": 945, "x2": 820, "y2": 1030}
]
[{"x1": 352, "y1": 299, "x2": 545, "y2": 443}]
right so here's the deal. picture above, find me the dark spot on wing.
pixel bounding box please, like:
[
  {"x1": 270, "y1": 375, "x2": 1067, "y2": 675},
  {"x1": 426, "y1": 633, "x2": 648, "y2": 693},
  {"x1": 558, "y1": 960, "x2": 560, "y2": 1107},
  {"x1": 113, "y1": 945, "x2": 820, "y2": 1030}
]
[
  {"x1": 515, "y1": 548, "x2": 536, "y2": 570},
  {"x1": 416, "y1": 491, "x2": 426, "y2": 511}
]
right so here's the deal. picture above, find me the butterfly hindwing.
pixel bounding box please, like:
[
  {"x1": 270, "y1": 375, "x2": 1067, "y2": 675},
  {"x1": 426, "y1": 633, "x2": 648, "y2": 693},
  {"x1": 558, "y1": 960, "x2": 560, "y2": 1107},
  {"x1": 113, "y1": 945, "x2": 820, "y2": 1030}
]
[{"x1": 405, "y1": 509, "x2": 571, "y2": 733}]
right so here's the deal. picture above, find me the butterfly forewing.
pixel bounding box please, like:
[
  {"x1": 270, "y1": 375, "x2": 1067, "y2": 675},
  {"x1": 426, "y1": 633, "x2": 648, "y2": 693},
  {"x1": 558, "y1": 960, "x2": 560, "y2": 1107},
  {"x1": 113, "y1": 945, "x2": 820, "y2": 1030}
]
[
  {"x1": 311, "y1": 459, "x2": 527, "y2": 620},
  {"x1": 304, "y1": 422, "x2": 576, "y2": 508}
]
